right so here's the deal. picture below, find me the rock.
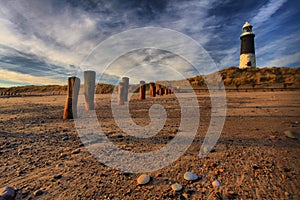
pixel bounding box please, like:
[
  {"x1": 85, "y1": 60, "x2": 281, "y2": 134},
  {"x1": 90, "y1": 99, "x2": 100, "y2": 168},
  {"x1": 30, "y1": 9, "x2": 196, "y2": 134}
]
[
  {"x1": 62, "y1": 136, "x2": 69, "y2": 141},
  {"x1": 214, "y1": 191, "x2": 223, "y2": 199},
  {"x1": 284, "y1": 130, "x2": 300, "y2": 139},
  {"x1": 34, "y1": 190, "x2": 43, "y2": 196},
  {"x1": 181, "y1": 193, "x2": 189, "y2": 199},
  {"x1": 0, "y1": 186, "x2": 15, "y2": 200},
  {"x1": 53, "y1": 174, "x2": 62, "y2": 179},
  {"x1": 183, "y1": 172, "x2": 199, "y2": 181},
  {"x1": 269, "y1": 135, "x2": 277, "y2": 139},
  {"x1": 171, "y1": 183, "x2": 182, "y2": 192},
  {"x1": 203, "y1": 146, "x2": 212, "y2": 154},
  {"x1": 59, "y1": 153, "x2": 67, "y2": 158},
  {"x1": 71, "y1": 149, "x2": 80, "y2": 154},
  {"x1": 283, "y1": 167, "x2": 291, "y2": 172},
  {"x1": 225, "y1": 191, "x2": 238, "y2": 199},
  {"x1": 252, "y1": 164, "x2": 260, "y2": 170},
  {"x1": 137, "y1": 174, "x2": 150, "y2": 185},
  {"x1": 203, "y1": 146, "x2": 215, "y2": 154},
  {"x1": 212, "y1": 180, "x2": 220, "y2": 188}
]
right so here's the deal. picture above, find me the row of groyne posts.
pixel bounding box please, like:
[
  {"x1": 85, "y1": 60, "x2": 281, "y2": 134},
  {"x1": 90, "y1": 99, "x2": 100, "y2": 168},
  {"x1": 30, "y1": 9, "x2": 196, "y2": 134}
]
[{"x1": 63, "y1": 71, "x2": 173, "y2": 120}]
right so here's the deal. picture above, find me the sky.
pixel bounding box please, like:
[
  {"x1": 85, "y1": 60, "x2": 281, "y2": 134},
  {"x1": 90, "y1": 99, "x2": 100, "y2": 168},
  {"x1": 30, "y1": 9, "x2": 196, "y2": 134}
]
[{"x1": 0, "y1": 0, "x2": 299, "y2": 87}]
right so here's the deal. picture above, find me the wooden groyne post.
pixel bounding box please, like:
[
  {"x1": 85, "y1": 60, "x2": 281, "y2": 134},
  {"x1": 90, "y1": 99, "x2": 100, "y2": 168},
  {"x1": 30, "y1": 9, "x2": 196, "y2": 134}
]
[
  {"x1": 63, "y1": 77, "x2": 80, "y2": 119},
  {"x1": 84, "y1": 71, "x2": 96, "y2": 110},
  {"x1": 160, "y1": 86, "x2": 165, "y2": 96},
  {"x1": 149, "y1": 82, "x2": 156, "y2": 97},
  {"x1": 118, "y1": 82, "x2": 125, "y2": 105},
  {"x1": 165, "y1": 87, "x2": 169, "y2": 95},
  {"x1": 139, "y1": 81, "x2": 146, "y2": 100},
  {"x1": 122, "y1": 77, "x2": 129, "y2": 102},
  {"x1": 156, "y1": 83, "x2": 161, "y2": 96}
]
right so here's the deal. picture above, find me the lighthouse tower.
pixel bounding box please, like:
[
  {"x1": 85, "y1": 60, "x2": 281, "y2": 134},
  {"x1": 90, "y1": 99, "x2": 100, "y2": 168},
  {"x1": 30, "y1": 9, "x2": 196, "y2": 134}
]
[{"x1": 240, "y1": 22, "x2": 256, "y2": 69}]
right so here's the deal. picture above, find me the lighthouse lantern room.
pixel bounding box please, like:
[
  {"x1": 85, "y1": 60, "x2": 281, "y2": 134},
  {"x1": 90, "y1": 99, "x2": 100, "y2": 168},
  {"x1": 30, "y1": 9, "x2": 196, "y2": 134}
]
[{"x1": 240, "y1": 22, "x2": 256, "y2": 69}]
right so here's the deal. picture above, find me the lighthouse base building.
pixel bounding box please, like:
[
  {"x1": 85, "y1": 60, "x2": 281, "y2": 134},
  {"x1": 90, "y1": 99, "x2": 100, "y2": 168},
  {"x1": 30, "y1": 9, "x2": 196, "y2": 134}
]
[{"x1": 240, "y1": 22, "x2": 256, "y2": 69}]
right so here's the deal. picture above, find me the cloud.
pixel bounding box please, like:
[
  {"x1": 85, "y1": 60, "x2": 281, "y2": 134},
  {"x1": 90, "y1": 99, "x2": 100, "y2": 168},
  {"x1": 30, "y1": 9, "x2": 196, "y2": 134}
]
[
  {"x1": 252, "y1": 0, "x2": 287, "y2": 27},
  {"x1": 262, "y1": 52, "x2": 300, "y2": 68},
  {"x1": 0, "y1": 69, "x2": 64, "y2": 87},
  {"x1": 256, "y1": 30, "x2": 300, "y2": 67},
  {"x1": 0, "y1": 0, "x2": 299, "y2": 87}
]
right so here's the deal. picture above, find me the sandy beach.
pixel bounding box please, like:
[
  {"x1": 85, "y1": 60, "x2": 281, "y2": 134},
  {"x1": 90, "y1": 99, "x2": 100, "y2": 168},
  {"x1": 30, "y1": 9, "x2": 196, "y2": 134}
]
[{"x1": 0, "y1": 90, "x2": 299, "y2": 199}]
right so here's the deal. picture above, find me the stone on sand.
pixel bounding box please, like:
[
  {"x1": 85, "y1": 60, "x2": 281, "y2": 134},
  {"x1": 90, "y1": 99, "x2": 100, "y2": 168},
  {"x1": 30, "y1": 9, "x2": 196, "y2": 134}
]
[
  {"x1": 284, "y1": 130, "x2": 300, "y2": 139},
  {"x1": 171, "y1": 183, "x2": 183, "y2": 192},
  {"x1": 34, "y1": 190, "x2": 44, "y2": 196},
  {"x1": 137, "y1": 174, "x2": 150, "y2": 185},
  {"x1": 212, "y1": 180, "x2": 220, "y2": 188},
  {"x1": 0, "y1": 186, "x2": 15, "y2": 200},
  {"x1": 183, "y1": 172, "x2": 199, "y2": 181}
]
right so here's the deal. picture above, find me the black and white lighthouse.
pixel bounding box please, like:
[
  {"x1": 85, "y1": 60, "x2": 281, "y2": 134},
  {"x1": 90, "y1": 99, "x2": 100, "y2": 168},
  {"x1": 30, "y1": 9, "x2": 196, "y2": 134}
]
[{"x1": 240, "y1": 22, "x2": 256, "y2": 69}]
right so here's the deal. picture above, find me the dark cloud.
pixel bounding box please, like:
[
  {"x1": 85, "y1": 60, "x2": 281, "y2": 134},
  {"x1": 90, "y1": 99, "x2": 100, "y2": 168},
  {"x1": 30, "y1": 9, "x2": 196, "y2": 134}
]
[{"x1": 0, "y1": 45, "x2": 71, "y2": 77}]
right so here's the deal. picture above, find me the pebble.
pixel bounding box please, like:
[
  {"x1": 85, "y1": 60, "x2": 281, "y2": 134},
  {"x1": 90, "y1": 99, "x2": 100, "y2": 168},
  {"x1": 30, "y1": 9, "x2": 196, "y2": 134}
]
[
  {"x1": 0, "y1": 186, "x2": 15, "y2": 200},
  {"x1": 284, "y1": 130, "x2": 300, "y2": 139},
  {"x1": 137, "y1": 174, "x2": 150, "y2": 185},
  {"x1": 225, "y1": 191, "x2": 238, "y2": 199},
  {"x1": 34, "y1": 189, "x2": 44, "y2": 196},
  {"x1": 53, "y1": 174, "x2": 62, "y2": 179},
  {"x1": 212, "y1": 180, "x2": 220, "y2": 188},
  {"x1": 269, "y1": 135, "x2": 277, "y2": 139},
  {"x1": 203, "y1": 146, "x2": 212, "y2": 154},
  {"x1": 71, "y1": 149, "x2": 80, "y2": 154},
  {"x1": 62, "y1": 136, "x2": 69, "y2": 141},
  {"x1": 183, "y1": 172, "x2": 199, "y2": 181},
  {"x1": 171, "y1": 183, "x2": 183, "y2": 192},
  {"x1": 203, "y1": 146, "x2": 215, "y2": 154}
]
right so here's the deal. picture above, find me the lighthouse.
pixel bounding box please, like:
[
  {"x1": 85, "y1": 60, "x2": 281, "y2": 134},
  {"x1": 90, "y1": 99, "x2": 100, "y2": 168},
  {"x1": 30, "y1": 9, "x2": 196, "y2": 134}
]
[{"x1": 239, "y1": 22, "x2": 256, "y2": 69}]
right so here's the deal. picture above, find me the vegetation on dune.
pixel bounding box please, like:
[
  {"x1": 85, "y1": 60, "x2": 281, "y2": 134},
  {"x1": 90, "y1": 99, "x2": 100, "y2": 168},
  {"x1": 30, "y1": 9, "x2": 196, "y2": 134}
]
[
  {"x1": 188, "y1": 66, "x2": 300, "y2": 88},
  {"x1": 0, "y1": 67, "x2": 299, "y2": 95}
]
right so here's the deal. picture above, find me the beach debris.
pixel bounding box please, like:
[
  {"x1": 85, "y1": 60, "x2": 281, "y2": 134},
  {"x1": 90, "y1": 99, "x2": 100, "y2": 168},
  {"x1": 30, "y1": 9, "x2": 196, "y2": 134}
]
[
  {"x1": 171, "y1": 183, "x2": 183, "y2": 192},
  {"x1": 183, "y1": 172, "x2": 199, "y2": 181},
  {"x1": 137, "y1": 174, "x2": 150, "y2": 185}
]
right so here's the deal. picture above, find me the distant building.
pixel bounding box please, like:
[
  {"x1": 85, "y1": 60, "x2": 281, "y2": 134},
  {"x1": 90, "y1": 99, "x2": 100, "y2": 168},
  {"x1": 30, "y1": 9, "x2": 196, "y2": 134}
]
[{"x1": 240, "y1": 22, "x2": 256, "y2": 69}]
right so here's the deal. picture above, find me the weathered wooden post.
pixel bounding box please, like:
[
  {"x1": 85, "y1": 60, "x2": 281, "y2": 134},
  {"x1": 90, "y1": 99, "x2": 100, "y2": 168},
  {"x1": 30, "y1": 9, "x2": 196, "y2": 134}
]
[
  {"x1": 118, "y1": 82, "x2": 125, "y2": 105},
  {"x1": 139, "y1": 81, "x2": 146, "y2": 100},
  {"x1": 122, "y1": 77, "x2": 129, "y2": 102},
  {"x1": 63, "y1": 76, "x2": 80, "y2": 119},
  {"x1": 156, "y1": 83, "x2": 161, "y2": 96},
  {"x1": 149, "y1": 82, "x2": 156, "y2": 97},
  {"x1": 160, "y1": 86, "x2": 165, "y2": 96},
  {"x1": 84, "y1": 71, "x2": 96, "y2": 110},
  {"x1": 165, "y1": 87, "x2": 169, "y2": 95}
]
